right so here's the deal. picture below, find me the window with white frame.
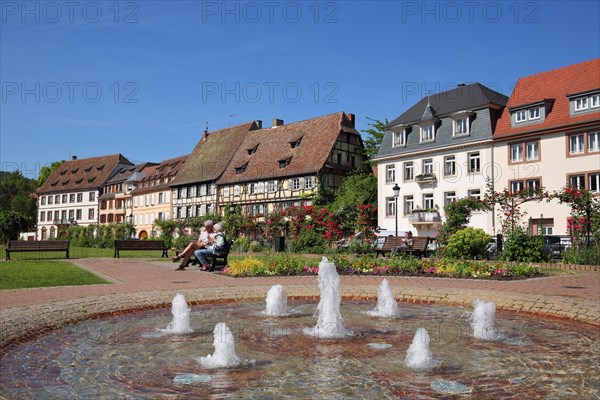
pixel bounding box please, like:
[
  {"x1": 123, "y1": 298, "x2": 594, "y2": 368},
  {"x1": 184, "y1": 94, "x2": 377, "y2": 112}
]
[
  {"x1": 529, "y1": 107, "x2": 540, "y2": 120},
  {"x1": 305, "y1": 177, "x2": 315, "y2": 190},
  {"x1": 591, "y1": 94, "x2": 600, "y2": 108},
  {"x1": 569, "y1": 134, "x2": 584, "y2": 154},
  {"x1": 40, "y1": 211, "x2": 45, "y2": 221},
  {"x1": 249, "y1": 183, "x2": 257, "y2": 194},
  {"x1": 423, "y1": 193, "x2": 434, "y2": 210},
  {"x1": 234, "y1": 185, "x2": 240, "y2": 196},
  {"x1": 189, "y1": 185, "x2": 196, "y2": 197},
  {"x1": 575, "y1": 97, "x2": 588, "y2": 112},
  {"x1": 386, "y1": 197, "x2": 396, "y2": 216},
  {"x1": 393, "y1": 130, "x2": 405, "y2": 147},
  {"x1": 68, "y1": 210, "x2": 74, "y2": 220},
  {"x1": 404, "y1": 162, "x2": 414, "y2": 181},
  {"x1": 404, "y1": 195, "x2": 413, "y2": 215},
  {"x1": 511, "y1": 180, "x2": 524, "y2": 193},
  {"x1": 76, "y1": 209, "x2": 82, "y2": 220},
  {"x1": 268, "y1": 180, "x2": 277, "y2": 192},
  {"x1": 467, "y1": 189, "x2": 481, "y2": 200},
  {"x1": 291, "y1": 178, "x2": 302, "y2": 190},
  {"x1": 453, "y1": 117, "x2": 469, "y2": 135},
  {"x1": 569, "y1": 174, "x2": 585, "y2": 190},
  {"x1": 515, "y1": 110, "x2": 527, "y2": 123},
  {"x1": 423, "y1": 159, "x2": 433, "y2": 175},
  {"x1": 526, "y1": 141, "x2": 539, "y2": 160},
  {"x1": 223, "y1": 187, "x2": 230, "y2": 197},
  {"x1": 444, "y1": 191, "x2": 456, "y2": 206},
  {"x1": 89, "y1": 192, "x2": 95, "y2": 202},
  {"x1": 134, "y1": 196, "x2": 138, "y2": 207},
  {"x1": 420, "y1": 125, "x2": 435, "y2": 142},
  {"x1": 468, "y1": 152, "x2": 480, "y2": 173},
  {"x1": 589, "y1": 132, "x2": 599, "y2": 152},
  {"x1": 526, "y1": 178, "x2": 541, "y2": 191},
  {"x1": 386, "y1": 164, "x2": 395, "y2": 183},
  {"x1": 158, "y1": 193, "x2": 163, "y2": 204},
  {"x1": 207, "y1": 184, "x2": 214, "y2": 196},
  {"x1": 540, "y1": 225, "x2": 554, "y2": 235},
  {"x1": 444, "y1": 155, "x2": 456, "y2": 176},
  {"x1": 88, "y1": 209, "x2": 94, "y2": 220},
  {"x1": 257, "y1": 182, "x2": 265, "y2": 193},
  {"x1": 40, "y1": 196, "x2": 46, "y2": 205},
  {"x1": 589, "y1": 173, "x2": 600, "y2": 193},
  {"x1": 48, "y1": 196, "x2": 53, "y2": 205},
  {"x1": 62, "y1": 194, "x2": 67, "y2": 203},
  {"x1": 76, "y1": 193, "x2": 82, "y2": 202},
  {"x1": 511, "y1": 143, "x2": 523, "y2": 162}
]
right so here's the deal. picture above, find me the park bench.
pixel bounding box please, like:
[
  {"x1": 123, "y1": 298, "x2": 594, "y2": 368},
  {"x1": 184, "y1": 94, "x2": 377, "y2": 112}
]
[
  {"x1": 374, "y1": 236, "x2": 430, "y2": 258},
  {"x1": 176, "y1": 240, "x2": 234, "y2": 271},
  {"x1": 113, "y1": 240, "x2": 169, "y2": 258},
  {"x1": 5, "y1": 240, "x2": 70, "y2": 260}
]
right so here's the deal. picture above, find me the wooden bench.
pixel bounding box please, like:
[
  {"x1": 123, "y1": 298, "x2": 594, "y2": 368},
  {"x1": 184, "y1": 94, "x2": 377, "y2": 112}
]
[
  {"x1": 179, "y1": 240, "x2": 234, "y2": 271},
  {"x1": 374, "y1": 236, "x2": 405, "y2": 258},
  {"x1": 113, "y1": 240, "x2": 168, "y2": 258},
  {"x1": 374, "y1": 236, "x2": 430, "y2": 258},
  {"x1": 5, "y1": 240, "x2": 70, "y2": 260}
]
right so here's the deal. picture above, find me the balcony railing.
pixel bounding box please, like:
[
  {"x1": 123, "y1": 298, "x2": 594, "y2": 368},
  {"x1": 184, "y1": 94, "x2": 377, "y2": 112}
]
[
  {"x1": 415, "y1": 174, "x2": 437, "y2": 184},
  {"x1": 409, "y1": 211, "x2": 441, "y2": 225}
]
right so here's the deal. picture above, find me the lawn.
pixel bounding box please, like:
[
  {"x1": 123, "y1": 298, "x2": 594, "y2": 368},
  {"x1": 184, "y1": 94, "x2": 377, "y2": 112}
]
[
  {"x1": 0, "y1": 260, "x2": 110, "y2": 290},
  {"x1": 0, "y1": 245, "x2": 172, "y2": 260}
]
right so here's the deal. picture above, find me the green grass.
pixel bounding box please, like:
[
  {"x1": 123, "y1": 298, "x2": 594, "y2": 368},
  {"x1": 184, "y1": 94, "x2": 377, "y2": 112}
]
[{"x1": 0, "y1": 260, "x2": 111, "y2": 290}]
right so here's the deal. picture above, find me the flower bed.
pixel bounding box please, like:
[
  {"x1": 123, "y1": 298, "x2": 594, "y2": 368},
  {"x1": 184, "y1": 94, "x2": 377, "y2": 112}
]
[{"x1": 222, "y1": 254, "x2": 543, "y2": 279}]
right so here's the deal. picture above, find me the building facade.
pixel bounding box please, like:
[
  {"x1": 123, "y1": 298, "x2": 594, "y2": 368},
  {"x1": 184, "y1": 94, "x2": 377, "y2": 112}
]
[
  {"x1": 131, "y1": 155, "x2": 187, "y2": 238},
  {"x1": 36, "y1": 154, "x2": 133, "y2": 239},
  {"x1": 374, "y1": 83, "x2": 508, "y2": 237},
  {"x1": 493, "y1": 58, "x2": 600, "y2": 236}
]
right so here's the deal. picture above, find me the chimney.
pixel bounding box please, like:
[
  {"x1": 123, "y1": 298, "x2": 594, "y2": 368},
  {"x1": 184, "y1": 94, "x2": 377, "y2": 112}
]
[
  {"x1": 347, "y1": 113, "x2": 356, "y2": 127},
  {"x1": 457, "y1": 83, "x2": 466, "y2": 87},
  {"x1": 272, "y1": 118, "x2": 284, "y2": 128},
  {"x1": 202, "y1": 126, "x2": 209, "y2": 141},
  {"x1": 254, "y1": 120, "x2": 263, "y2": 129},
  {"x1": 71, "y1": 156, "x2": 77, "y2": 160}
]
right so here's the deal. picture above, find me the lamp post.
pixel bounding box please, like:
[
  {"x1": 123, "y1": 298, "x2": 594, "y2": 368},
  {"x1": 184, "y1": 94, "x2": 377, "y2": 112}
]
[{"x1": 393, "y1": 183, "x2": 400, "y2": 237}]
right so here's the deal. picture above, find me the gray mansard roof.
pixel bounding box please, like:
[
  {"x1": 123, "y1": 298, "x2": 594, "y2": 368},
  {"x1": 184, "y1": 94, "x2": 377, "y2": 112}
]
[{"x1": 376, "y1": 83, "x2": 508, "y2": 160}]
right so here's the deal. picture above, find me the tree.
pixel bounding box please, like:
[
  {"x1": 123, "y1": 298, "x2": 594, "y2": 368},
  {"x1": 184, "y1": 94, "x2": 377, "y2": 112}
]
[
  {"x1": 361, "y1": 117, "x2": 388, "y2": 163},
  {"x1": 437, "y1": 197, "x2": 490, "y2": 246},
  {"x1": 329, "y1": 172, "x2": 377, "y2": 233},
  {"x1": 0, "y1": 171, "x2": 38, "y2": 230},
  {"x1": 37, "y1": 161, "x2": 65, "y2": 187},
  {"x1": 0, "y1": 211, "x2": 28, "y2": 243}
]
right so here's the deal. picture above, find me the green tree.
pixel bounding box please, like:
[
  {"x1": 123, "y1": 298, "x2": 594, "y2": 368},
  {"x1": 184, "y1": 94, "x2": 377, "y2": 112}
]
[
  {"x1": 361, "y1": 117, "x2": 388, "y2": 163},
  {"x1": 0, "y1": 210, "x2": 28, "y2": 243},
  {"x1": 329, "y1": 172, "x2": 377, "y2": 233},
  {"x1": 0, "y1": 171, "x2": 38, "y2": 230},
  {"x1": 37, "y1": 161, "x2": 65, "y2": 187},
  {"x1": 437, "y1": 197, "x2": 490, "y2": 246},
  {"x1": 445, "y1": 227, "x2": 491, "y2": 260}
]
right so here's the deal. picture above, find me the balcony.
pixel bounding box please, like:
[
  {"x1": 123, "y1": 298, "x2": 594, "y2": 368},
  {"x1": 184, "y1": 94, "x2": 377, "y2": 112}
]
[
  {"x1": 409, "y1": 210, "x2": 442, "y2": 225},
  {"x1": 415, "y1": 173, "x2": 437, "y2": 184}
]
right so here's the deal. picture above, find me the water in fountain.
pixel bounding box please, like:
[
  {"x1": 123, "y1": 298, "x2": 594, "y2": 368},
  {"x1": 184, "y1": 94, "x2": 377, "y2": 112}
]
[
  {"x1": 198, "y1": 322, "x2": 254, "y2": 369},
  {"x1": 405, "y1": 327, "x2": 441, "y2": 369},
  {"x1": 263, "y1": 284, "x2": 290, "y2": 316},
  {"x1": 303, "y1": 257, "x2": 351, "y2": 339},
  {"x1": 471, "y1": 299, "x2": 504, "y2": 341},
  {"x1": 161, "y1": 293, "x2": 192, "y2": 334},
  {"x1": 366, "y1": 278, "x2": 399, "y2": 318}
]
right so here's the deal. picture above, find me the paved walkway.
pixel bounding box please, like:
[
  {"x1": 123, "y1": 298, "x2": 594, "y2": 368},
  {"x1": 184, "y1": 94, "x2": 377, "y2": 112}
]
[{"x1": 1, "y1": 258, "x2": 599, "y2": 348}]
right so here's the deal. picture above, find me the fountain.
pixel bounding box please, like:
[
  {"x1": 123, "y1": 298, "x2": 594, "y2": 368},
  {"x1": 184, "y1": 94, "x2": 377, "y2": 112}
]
[
  {"x1": 366, "y1": 278, "x2": 400, "y2": 318},
  {"x1": 263, "y1": 284, "x2": 290, "y2": 316},
  {"x1": 471, "y1": 299, "x2": 504, "y2": 341},
  {"x1": 404, "y1": 327, "x2": 441, "y2": 370},
  {"x1": 303, "y1": 257, "x2": 351, "y2": 339},
  {"x1": 161, "y1": 293, "x2": 192, "y2": 334},
  {"x1": 197, "y1": 322, "x2": 254, "y2": 369}
]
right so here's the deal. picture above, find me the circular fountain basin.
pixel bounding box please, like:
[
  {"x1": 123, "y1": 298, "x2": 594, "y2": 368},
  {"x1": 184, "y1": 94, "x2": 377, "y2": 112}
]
[{"x1": 1, "y1": 301, "x2": 598, "y2": 399}]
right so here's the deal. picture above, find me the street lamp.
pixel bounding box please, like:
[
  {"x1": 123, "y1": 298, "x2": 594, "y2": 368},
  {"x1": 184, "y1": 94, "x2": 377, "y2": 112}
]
[{"x1": 393, "y1": 183, "x2": 401, "y2": 237}]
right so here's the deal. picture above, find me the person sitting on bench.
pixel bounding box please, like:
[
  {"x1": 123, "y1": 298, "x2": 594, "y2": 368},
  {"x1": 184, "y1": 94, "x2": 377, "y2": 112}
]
[
  {"x1": 173, "y1": 220, "x2": 215, "y2": 270},
  {"x1": 193, "y1": 223, "x2": 227, "y2": 271},
  {"x1": 391, "y1": 231, "x2": 413, "y2": 256}
]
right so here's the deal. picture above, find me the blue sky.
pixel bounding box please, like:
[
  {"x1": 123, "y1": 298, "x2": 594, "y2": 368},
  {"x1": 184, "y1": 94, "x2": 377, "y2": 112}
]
[{"x1": 1, "y1": 0, "x2": 599, "y2": 178}]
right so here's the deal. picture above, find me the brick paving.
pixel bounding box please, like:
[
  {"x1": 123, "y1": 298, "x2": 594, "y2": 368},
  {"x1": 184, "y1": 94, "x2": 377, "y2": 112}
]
[{"x1": 1, "y1": 258, "x2": 598, "y2": 348}]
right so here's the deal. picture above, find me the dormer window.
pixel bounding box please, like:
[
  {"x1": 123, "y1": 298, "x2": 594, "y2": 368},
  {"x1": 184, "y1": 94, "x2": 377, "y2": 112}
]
[
  {"x1": 279, "y1": 157, "x2": 291, "y2": 168},
  {"x1": 575, "y1": 97, "x2": 588, "y2": 112},
  {"x1": 59, "y1": 169, "x2": 67, "y2": 175},
  {"x1": 290, "y1": 137, "x2": 303, "y2": 149},
  {"x1": 235, "y1": 163, "x2": 248, "y2": 175},
  {"x1": 453, "y1": 117, "x2": 469, "y2": 136},
  {"x1": 96, "y1": 164, "x2": 105, "y2": 171},
  {"x1": 591, "y1": 94, "x2": 600, "y2": 109},
  {"x1": 247, "y1": 144, "x2": 259, "y2": 155},
  {"x1": 529, "y1": 107, "x2": 540, "y2": 120},
  {"x1": 420, "y1": 125, "x2": 435, "y2": 142},
  {"x1": 392, "y1": 130, "x2": 405, "y2": 147},
  {"x1": 515, "y1": 110, "x2": 527, "y2": 123}
]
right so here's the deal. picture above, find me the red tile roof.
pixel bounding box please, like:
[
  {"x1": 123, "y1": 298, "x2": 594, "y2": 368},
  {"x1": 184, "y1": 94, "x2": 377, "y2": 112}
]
[
  {"x1": 37, "y1": 154, "x2": 132, "y2": 194},
  {"x1": 218, "y1": 112, "x2": 359, "y2": 185},
  {"x1": 132, "y1": 155, "x2": 188, "y2": 195},
  {"x1": 495, "y1": 58, "x2": 600, "y2": 139},
  {"x1": 169, "y1": 122, "x2": 258, "y2": 186}
]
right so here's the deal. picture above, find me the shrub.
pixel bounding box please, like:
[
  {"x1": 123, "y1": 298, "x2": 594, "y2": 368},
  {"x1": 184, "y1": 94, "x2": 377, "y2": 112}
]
[
  {"x1": 232, "y1": 237, "x2": 250, "y2": 252},
  {"x1": 226, "y1": 258, "x2": 265, "y2": 276},
  {"x1": 499, "y1": 229, "x2": 550, "y2": 262},
  {"x1": 561, "y1": 243, "x2": 600, "y2": 265},
  {"x1": 347, "y1": 238, "x2": 372, "y2": 254},
  {"x1": 445, "y1": 227, "x2": 491, "y2": 260},
  {"x1": 290, "y1": 229, "x2": 327, "y2": 252},
  {"x1": 247, "y1": 240, "x2": 264, "y2": 253}
]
